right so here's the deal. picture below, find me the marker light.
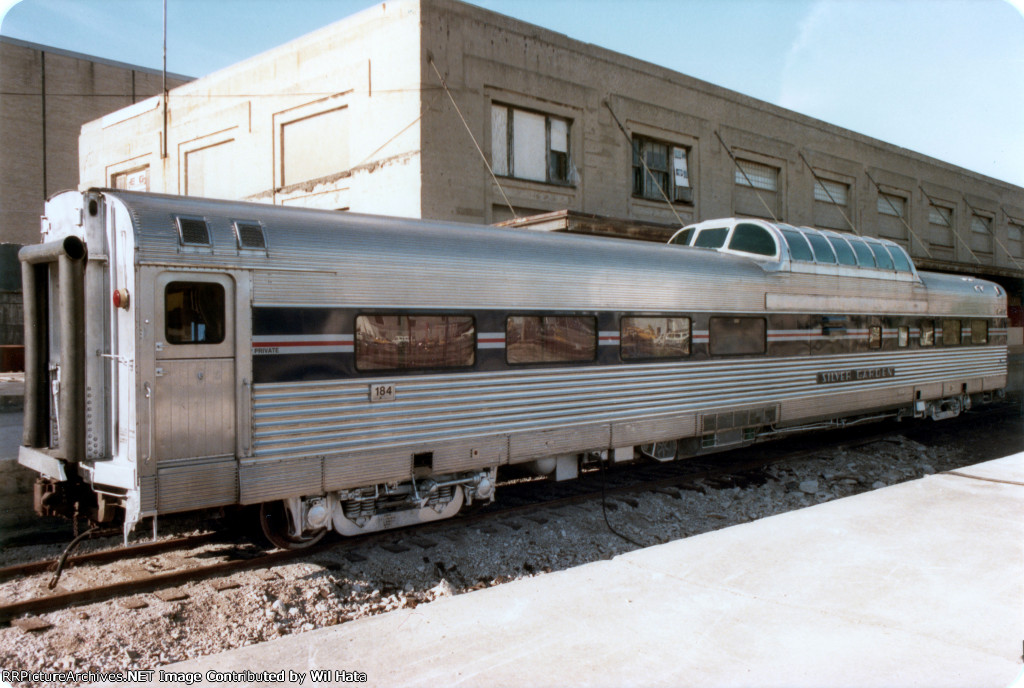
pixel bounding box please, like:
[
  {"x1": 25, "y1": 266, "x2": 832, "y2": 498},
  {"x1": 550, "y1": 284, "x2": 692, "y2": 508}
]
[{"x1": 113, "y1": 288, "x2": 130, "y2": 310}]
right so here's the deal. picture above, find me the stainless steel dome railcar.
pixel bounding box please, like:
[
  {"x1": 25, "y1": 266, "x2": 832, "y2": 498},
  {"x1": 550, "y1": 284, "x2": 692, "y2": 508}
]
[{"x1": 19, "y1": 190, "x2": 1007, "y2": 546}]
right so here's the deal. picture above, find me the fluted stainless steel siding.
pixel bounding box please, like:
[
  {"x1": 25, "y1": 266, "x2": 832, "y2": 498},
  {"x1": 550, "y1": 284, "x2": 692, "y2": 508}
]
[
  {"x1": 157, "y1": 457, "x2": 238, "y2": 513},
  {"x1": 251, "y1": 347, "x2": 1005, "y2": 469}
]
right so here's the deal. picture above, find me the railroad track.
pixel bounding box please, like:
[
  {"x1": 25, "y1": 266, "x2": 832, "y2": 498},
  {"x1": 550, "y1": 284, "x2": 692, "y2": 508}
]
[{"x1": 1, "y1": 403, "x2": 1018, "y2": 626}]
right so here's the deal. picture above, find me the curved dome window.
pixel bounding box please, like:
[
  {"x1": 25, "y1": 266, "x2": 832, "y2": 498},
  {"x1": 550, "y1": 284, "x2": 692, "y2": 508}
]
[{"x1": 728, "y1": 223, "x2": 777, "y2": 257}]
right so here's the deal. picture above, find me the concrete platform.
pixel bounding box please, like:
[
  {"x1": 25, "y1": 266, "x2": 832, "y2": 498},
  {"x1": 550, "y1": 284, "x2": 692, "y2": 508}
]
[{"x1": 142, "y1": 452, "x2": 1024, "y2": 688}]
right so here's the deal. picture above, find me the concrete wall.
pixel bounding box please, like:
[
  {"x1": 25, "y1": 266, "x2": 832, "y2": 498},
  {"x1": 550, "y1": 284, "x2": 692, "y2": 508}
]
[
  {"x1": 417, "y1": 0, "x2": 1024, "y2": 282},
  {"x1": 0, "y1": 37, "x2": 190, "y2": 247},
  {"x1": 80, "y1": 2, "x2": 424, "y2": 218},
  {"x1": 77, "y1": 0, "x2": 1024, "y2": 284}
]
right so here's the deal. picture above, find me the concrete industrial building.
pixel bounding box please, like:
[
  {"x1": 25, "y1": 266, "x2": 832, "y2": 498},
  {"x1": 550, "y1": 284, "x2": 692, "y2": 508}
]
[
  {"x1": 78, "y1": 0, "x2": 1024, "y2": 303},
  {"x1": 0, "y1": 36, "x2": 190, "y2": 353}
]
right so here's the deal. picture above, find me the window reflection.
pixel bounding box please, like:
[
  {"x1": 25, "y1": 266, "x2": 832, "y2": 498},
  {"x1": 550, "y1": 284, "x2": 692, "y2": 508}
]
[
  {"x1": 506, "y1": 316, "x2": 596, "y2": 364},
  {"x1": 621, "y1": 317, "x2": 690, "y2": 360},
  {"x1": 356, "y1": 315, "x2": 475, "y2": 371}
]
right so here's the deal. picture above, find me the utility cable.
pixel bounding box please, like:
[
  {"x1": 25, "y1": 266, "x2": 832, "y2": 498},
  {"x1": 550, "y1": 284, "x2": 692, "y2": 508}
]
[
  {"x1": 713, "y1": 130, "x2": 779, "y2": 222},
  {"x1": 598, "y1": 456, "x2": 648, "y2": 549},
  {"x1": 797, "y1": 151, "x2": 859, "y2": 235},
  {"x1": 960, "y1": 195, "x2": 1024, "y2": 271},
  {"x1": 864, "y1": 170, "x2": 934, "y2": 259},
  {"x1": 428, "y1": 57, "x2": 518, "y2": 220},
  {"x1": 918, "y1": 185, "x2": 984, "y2": 265},
  {"x1": 603, "y1": 100, "x2": 687, "y2": 228}
]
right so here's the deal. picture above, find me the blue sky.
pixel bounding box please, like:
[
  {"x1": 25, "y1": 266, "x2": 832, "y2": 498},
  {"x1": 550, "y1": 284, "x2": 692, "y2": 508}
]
[{"x1": 2, "y1": 0, "x2": 1023, "y2": 187}]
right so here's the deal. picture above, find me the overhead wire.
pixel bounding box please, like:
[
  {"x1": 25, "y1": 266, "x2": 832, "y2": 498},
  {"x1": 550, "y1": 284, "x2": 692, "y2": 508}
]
[
  {"x1": 713, "y1": 130, "x2": 779, "y2": 222},
  {"x1": 428, "y1": 57, "x2": 518, "y2": 220},
  {"x1": 863, "y1": 170, "x2": 934, "y2": 259},
  {"x1": 918, "y1": 185, "x2": 984, "y2": 265},
  {"x1": 603, "y1": 100, "x2": 687, "y2": 228},
  {"x1": 797, "y1": 151, "x2": 859, "y2": 235},
  {"x1": 960, "y1": 195, "x2": 1024, "y2": 271}
]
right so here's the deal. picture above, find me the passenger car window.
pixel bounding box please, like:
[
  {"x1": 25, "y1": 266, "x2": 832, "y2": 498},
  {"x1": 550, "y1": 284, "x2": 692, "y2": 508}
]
[
  {"x1": 942, "y1": 319, "x2": 961, "y2": 346},
  {"x1": 885, "y1": 245, "x2": 913, "y2": 273},
  {"x1": 507, "y1": 315, "x2": 596, "y2": 364},
  {"x1": 920, "y1": 321, "x2": 935, "y2": 346},
  {"x1": 781, "y1": 229, "x2": 814, "y2": 262},
  {"x1": 693, "y1": 227, "x2": 729, "y2": 249},
  {"x1": 867, "y1": 242, "x2": 895, "y2": 270},
  {"x1": 806, "y1": 234, "x2": 837, "y2": 263},
  {"x1": 355, "y1": 314, "x2": 475, "y2": 371},
  {"x1": 826, "y1": 235, "x2": 857, "y2": 266},
  {"x1": 728, "y1": 223, "x2": 777, "y2": 257},
  {"x1": 621, "y1": 317, "x2": 691, "y2": 360},
  {"x1": 971, "y1": 320, "x2": 988, "y2": 344},
  {"x1": 670, "y1": 228, "x2": 693, "y2": 246},
  {"x1": 708, "y1": 317, "x2": 766, "y2": 356},
  {"x1": 868, "y1": 326, "x2": 882, "y2": 349},
  {"x1": 165, "y1": 282, "x2": 225, "y2": 344},
  {"x1": 898, "y1": 326, "x2": 909, "y2": 348},
  {"x1": 848, "y1": 238, "x2": 876, "y2": 267}
]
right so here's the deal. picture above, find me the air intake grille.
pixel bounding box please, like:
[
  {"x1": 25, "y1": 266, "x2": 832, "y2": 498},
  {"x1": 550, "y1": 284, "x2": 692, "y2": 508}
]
[
  {"x1": 177, "y1": 217, "x2": 211, "y2": 246},
  {"x1": 235, "y1": 222, "x2": 266, "y2": 249}
]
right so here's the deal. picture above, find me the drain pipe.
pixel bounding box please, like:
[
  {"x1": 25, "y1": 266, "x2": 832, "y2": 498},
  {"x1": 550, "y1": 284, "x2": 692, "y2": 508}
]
[{"x1": 19, "y1": 235, "x2": 87, "y2": 460}]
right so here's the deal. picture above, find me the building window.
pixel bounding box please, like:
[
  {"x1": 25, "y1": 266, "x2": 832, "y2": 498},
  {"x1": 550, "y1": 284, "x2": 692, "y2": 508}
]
[
  {"x1": 733, "y1": 159, "x2": 780, "y2": 220},
  {"x1": 1009, "y1": 221, "x2": 1023, "y2": 257},
  {"x1": 491, "y1": 104, "x2": 571, "y2": 184},
  {"x1": 112, "y1": 165, "x2": 150, "y2": 192},
  {"x1": 355, "y1": 315, "x2": 475, "y2": 371},
  {"x1": 970, "y1": 213, "x2": 994, "y2": 255},
  {"x1": 928, "y1": 204, "x2": 955, "y2": 248},
  {"x1": 876, "y1": 191, "x2": 908, "y2": 241},
  {"x1": 632, "y1": 136, "x2": 692, "y2": 203},
  {"x1": 813, "y1": 178, "x2": 850, "y2": 230},
  {"x1": 621, "y1": 317, "x2": 691, "y2": 360},
  {"x1": 506, "y1": 315, "x2": 595, "y2": 364},
  {"x1": 971, "y1": 214, "x2": 992, "y2": 234},
  {"x1": 877, "y1": 192, "x2": 905, "y2": 218},
  {"x1": 708, "y1": 317, "x2": 766, "y2": 356},
  {"x1": 165, "y1": 282, "x2": 225, "y2": 345}
]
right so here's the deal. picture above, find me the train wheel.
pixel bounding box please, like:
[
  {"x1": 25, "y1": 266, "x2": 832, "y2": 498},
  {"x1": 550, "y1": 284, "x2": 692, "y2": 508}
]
[
  {"x1": 257, "y1": 500, "x2": 326, "y2": 550},
  {"x1": 640, "y1": 440, "x2": 677, "y2": 462}
]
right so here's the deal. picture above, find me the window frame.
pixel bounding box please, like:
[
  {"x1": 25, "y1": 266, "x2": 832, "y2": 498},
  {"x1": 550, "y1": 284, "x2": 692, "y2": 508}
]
[
  {"x1": 164, "y1": 281, "x2": 227, "y2": 346},
  {"x1": 631, "y1": 134, "x2": 693, "y2": 204},
  {"x1": 868, "y1": 325, "x2": 883, "y2": 350},
  {"x1": 492, "y1": 103, "x2": 573, "y2": 186},
  {"x1": 354, "y1": 313, "x2": 477, "y2": 373},
  {"x1": 505, "y1": 314, "x2": 597, "y2": 365},
  {"x1": 708, "y1": 316, "x2": 767, "y2": 357},
  {"x1": 971, "y1": 320, "x2": 988, "y2": 345},
  {"x1": 941, "y1": 319, "x2": 962, "y2": 346},
  {"x1": 620, "y1": 316, "x2": 692, "y2": 361},
  {"x1": 920, "y1": 321, "x2": 935, "y2": 347}
]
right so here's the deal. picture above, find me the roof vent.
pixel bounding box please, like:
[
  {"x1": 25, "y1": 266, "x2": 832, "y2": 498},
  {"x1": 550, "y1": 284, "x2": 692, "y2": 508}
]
[
  {"x1": 235, "y1": 222, "x2": 266, "y2": 250},
  {"x1": 176, "y1": 217, "x2": 211, "y2": 246}
]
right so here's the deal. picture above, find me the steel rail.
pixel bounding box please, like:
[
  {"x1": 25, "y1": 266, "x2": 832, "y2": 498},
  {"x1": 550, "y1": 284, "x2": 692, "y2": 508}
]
[{"x1": 1, "y1": 403, "x2": 1016, "y2": 625}]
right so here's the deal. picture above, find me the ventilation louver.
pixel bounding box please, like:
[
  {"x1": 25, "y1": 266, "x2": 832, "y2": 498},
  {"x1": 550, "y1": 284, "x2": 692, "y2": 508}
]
[
  {"x1": 177, "y1": 217, "x2": 211, "y2": 246},
  {"x1": 235, "y1": 222, "x2": 267, "y2": 250}
]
